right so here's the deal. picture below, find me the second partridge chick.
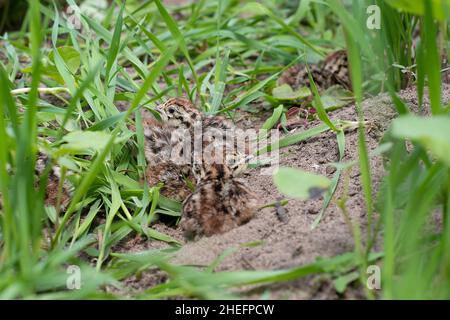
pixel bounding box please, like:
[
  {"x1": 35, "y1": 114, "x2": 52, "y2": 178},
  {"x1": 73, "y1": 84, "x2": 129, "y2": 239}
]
[{"x1": 279, "y1": 50, "x2": 351, "y2": 91}]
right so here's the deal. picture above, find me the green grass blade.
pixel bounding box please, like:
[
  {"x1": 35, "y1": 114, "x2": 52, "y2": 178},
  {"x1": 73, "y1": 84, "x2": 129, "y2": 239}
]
[{"x1": 153, "y1": 0, "x2": 201, "y2": 101}]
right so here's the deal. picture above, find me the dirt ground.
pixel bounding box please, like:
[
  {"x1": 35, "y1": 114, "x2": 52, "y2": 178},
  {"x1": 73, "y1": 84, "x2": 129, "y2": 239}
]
[{"x1": 116, "y1": 85, "x2": 449, "y2": 299}]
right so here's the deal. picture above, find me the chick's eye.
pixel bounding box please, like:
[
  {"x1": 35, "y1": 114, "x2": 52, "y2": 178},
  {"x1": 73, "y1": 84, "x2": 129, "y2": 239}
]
[{"x1": 168, "y1": 107, "x2": 175, "y2": 114}]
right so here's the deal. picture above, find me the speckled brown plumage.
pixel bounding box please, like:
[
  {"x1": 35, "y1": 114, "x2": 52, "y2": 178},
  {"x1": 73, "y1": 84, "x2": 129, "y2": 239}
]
[
  {"x1": 35, "y1": 152, "x2": 73, "y2": 210},
  {"x1": 43, "y1": 169, "x2": 72, "y2": 210},
  {"x1": 181, "y1": 164, "x2": 257, "y2": 239},
  {"x1": 142, "y1": 98, "x2": 200, "y2": 201},
  {"x1": 279, "y1": 50, "x2": 351, "y2": 91},
  {"x1": 142, "y1": 98, "x2": 258, "y2": 238}
]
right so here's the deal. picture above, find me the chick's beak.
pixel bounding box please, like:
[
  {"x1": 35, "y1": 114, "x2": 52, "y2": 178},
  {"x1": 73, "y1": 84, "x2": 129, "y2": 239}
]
[{"x1": 154, "y1": 105, "x2": 168, "y2": 122}]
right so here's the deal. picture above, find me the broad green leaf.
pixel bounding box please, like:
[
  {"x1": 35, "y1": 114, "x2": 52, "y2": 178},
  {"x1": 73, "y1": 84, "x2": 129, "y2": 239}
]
[
  {"x1": 320, "y1": 95, "x2": 347, "y2": 110},
  {"x1": 272, "y1": 84, "x2": 311, "y2": 101},
  {"x1": 61, "y1": 131, "x2": 112, "y2": 153},
  {"x1": 28, "y1": 64, "x2": 64, "y2": 84},
  {"x1": 391, "y1": 115, "x2": 450, "y2": 166},
  {"x1": 273, "y1": 167, "x2": 331, "y2": 199},
  {"x1": 49, "y1": 46, "x2": 81, "y2": 74},
  {"x1": 334, "y1": 271, "x2": 359, "y2": 294},
  {"x1": 320, "y1": 85, "x2": 353, "y2": 110}
]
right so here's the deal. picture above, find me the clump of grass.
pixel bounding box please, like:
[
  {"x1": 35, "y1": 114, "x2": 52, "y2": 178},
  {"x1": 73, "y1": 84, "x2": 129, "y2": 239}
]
[{"x1": 326, "y1": 0, "x2": 450, "y2": 299}]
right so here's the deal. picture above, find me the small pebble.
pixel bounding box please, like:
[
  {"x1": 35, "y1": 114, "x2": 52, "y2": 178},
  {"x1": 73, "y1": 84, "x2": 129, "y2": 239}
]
[
  {"x1": 326, "y1": 166, "x2": 336, "y2": 175},
  {"x1": 292, "y1": 245, "x2": 304, "y2": 257}
]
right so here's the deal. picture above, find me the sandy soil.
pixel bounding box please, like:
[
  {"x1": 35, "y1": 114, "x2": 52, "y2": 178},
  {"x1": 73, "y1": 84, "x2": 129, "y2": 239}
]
[{"x1": 115, "y1": 84, "x2": 450, "y2": 299}]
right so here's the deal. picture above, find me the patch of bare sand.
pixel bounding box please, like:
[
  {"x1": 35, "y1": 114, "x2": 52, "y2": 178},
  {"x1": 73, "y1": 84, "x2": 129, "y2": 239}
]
[{"x1": 116, "y1": 85, "x2": 450, "y2": 299}]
